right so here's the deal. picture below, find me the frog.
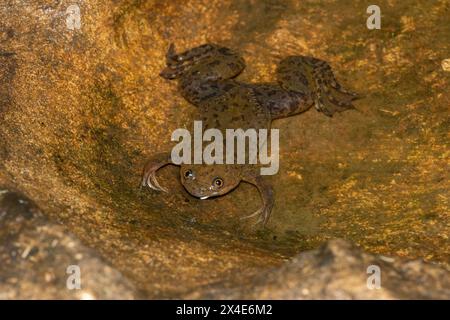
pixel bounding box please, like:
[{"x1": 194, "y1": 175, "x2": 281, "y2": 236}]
[{"x1": 142, "y1": 43, "x2": 358, "y2": 226}]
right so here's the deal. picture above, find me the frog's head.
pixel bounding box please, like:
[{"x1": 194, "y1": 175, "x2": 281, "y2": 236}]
[{"x1": 180, "y1": 164, "x2": 241, "y2": 199}]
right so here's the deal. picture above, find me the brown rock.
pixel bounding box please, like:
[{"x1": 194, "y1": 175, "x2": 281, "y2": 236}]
[
  {"x1": 186, "y1": 239, "x2": 450, "y2": 299},
  {"x1": 0, "y1": 189, "x2": 140, "y2": 299}
]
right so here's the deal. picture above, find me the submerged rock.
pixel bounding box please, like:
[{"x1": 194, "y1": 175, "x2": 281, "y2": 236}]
[
  {"x1": 0, "y1": 189, "x2": 140, "y2": 299},
  {"x1": 186, "y1": 239, "x2": 450, "y2": 299}
]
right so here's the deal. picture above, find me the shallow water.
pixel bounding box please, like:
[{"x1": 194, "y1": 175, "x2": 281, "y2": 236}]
[{"x1": 0, "y1": 0, "x2": 448, "y2": 297}]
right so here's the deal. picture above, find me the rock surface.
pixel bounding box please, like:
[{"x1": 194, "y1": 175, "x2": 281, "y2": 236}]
[
  {"x1": 186, "y1": 239, "x2": 450, "y2": 299},
  {"x1": 0, "y1": 189, "x2": 140, "y2": 299},
  {"x1": 0, "y1": 0, "x2": 448, "y2": 298}
]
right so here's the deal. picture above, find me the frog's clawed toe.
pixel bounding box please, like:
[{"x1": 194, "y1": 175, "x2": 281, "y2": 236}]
[
  {"x1": 241, "y1": 202, "x2": 273, "y2": 227},
  {"x1": 240, "y1": 208, "x2": 262, "y2": 220},
  {"x1": 240, "y1": 175, "x2": 274, "y2": 227},
  {"x1": 141, "y1": 163, "x2": 168, "y2": 193},
  {"x1": 166, "y1": 43, "x2": 177, "y2": 65},
  {"x1": 314, "y1": 84, "x2": 359, "y2": 117}
]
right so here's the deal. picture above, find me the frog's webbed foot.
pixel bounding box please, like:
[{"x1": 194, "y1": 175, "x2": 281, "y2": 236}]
[
  {"x1": 160, "y1": 43, "x2": 218, "y2": 79},
  {"x1": 241, "y1": 173, "x2": 274, "y2": 227},
  {"x1": 141, "y1": 153, "x2": 173, "y2": 193},
  {"x1": 165, "y1": 43, "x2": 217, "y2": 66}
]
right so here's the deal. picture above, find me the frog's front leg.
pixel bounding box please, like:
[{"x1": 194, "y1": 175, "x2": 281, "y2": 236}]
[
  {"x1": 141, "y1": 152, "x2": 173, "y2": 192},
  {"x1": 241, "y1": 170, "x2": 275, "y2": 227}
]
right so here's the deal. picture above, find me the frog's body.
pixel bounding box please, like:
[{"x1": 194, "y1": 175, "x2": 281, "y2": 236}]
[
  {"x1": 180, "y1": 86, "x2": 270, "y2": 201},
  {"x1": 142, "y1": 43, "x2": 358, "y2": 226}
]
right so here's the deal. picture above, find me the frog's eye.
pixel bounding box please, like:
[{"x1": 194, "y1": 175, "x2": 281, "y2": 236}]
[
  {"x1": 184, "y1": 169, "x2": 193, "y2": 179},
  {"x1": 213, "y1": 177, "x2": 224, "y2": 188}
]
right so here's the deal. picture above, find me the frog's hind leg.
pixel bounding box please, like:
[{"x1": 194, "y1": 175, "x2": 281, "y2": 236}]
[
  {"x1": 276, "y1": 56, "x2": 359, "y2": 117},
  {"x1": 160, "y1": 43, "x2": 245, "y2": 81},
  {"x1": 160, "y1": 43, "x2": 246, "y2": 105},
  {"x1": 161, "y1": 43, "x2": 217, "y2": 78},
  {"x1": 165, "y1": 43, "x2": 216, "y2": 67}
]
